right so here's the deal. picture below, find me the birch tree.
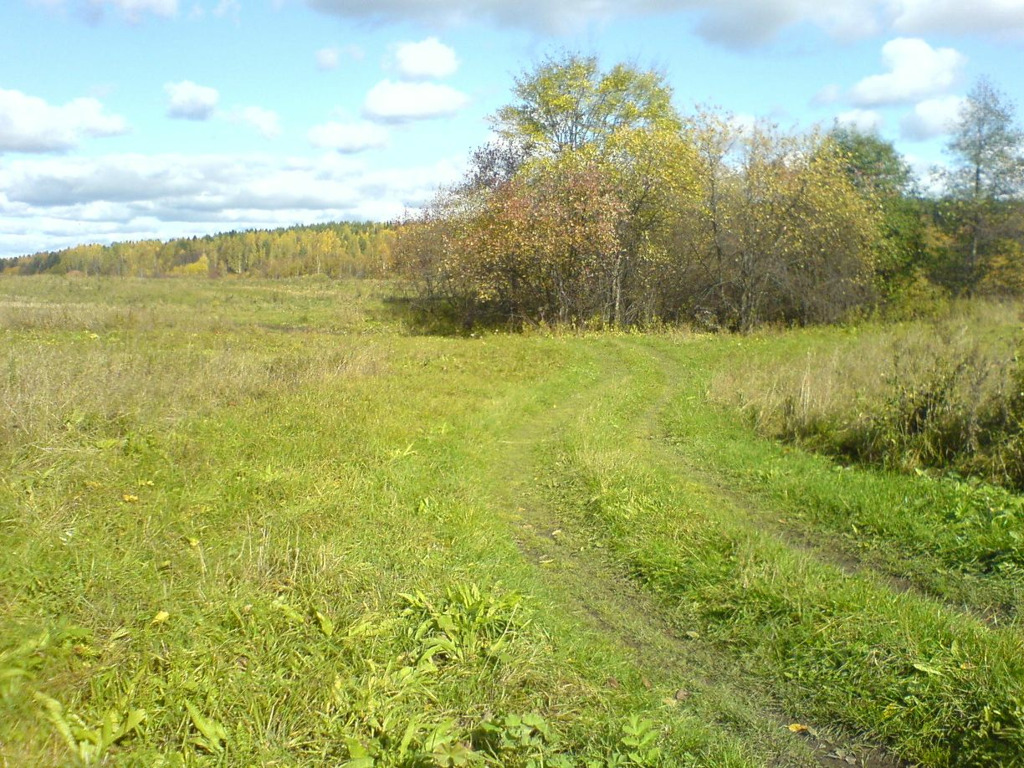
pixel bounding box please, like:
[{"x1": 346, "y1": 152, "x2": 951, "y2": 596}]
[{"x1": 946, "y1": 77, "x2": 1024, "y2": 291}]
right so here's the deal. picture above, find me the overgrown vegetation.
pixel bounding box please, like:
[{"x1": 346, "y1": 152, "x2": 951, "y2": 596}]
[
  {"x1": 392, "y1": 56, "x2": 1024, "y2": 330},
  {"x1": 0, "y1": 277, "x2": 764, "y2": 767},
  {"x1": 714, "y1": 302, "x2": 1024, "y2": 490}
]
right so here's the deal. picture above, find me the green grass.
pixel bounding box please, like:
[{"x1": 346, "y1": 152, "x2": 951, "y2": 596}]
[
  {"x1": 539, "y1": 335, "x2": 1024, "y2": 766},
  {"x1": 2, "y1": 276, "x2": 1023, "y2": 767}
]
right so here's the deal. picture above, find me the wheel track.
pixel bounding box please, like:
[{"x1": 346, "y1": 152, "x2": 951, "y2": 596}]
[
  {"x1": 641, "y1": 337, "x2": 1022, "y2": 628},
  {"x1": 474, "y1": 336, "x2": 903, "y2": 768}
]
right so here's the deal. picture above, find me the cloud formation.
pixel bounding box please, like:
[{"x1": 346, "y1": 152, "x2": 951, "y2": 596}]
[
  {"x1": 307, "y1": 121, "x2": 390, "y2": 152},
  {"x1": 212, "y1": 0, "x2": 240, "y2": 18},
  {"x1": 0, "y1": 151, "x2": 464, "y2": 257},
  {"x1": 33, "y1": 0, "x2": 1024, "y2": 44},
  {"x1": 305, "y1": 0, "x2": 1024, "y2": 46},
  {"x1": 39, "y1": 0, "x2": 178, "y2": 22},
  {"x1": 304, "y1": 0, "x2": 879, "y2": 42},
  {"x1": 836, "y1": 109, "x2": 884, "y2": 133},
  {"x1": 692, "y1": 1, "x2": 879, "y2": 47},
  {"x1": 316, "y1": 47, "x2": 340, "y2": 70},
  {"x1": 237, "y1": 107, "x2": 283, "y2": 139},
  {"x1": 108, "y1": 0, "x2": 178, "y2": 17},
  {"x1": 165, "y1": 80, "x2": 220, "y2": 120},
  {"x1": 362, "y1": 80, "x2": 470, "y2": 122},
  {"x1": 812, "y1": 84, "x2": 842, "y2": 106},
  {"x1": 314, "y1": 44, "x2": 365, "y2": 70},
  {"x1": 892, "y1": 0, "x2": 1024, "y2": 38},
  {"x1": 395, "y1": 37, "x2": 459, "y2": 79},
  {"x1": 900, "y1": 95, "x2": 965, "y2": 141},
  {"x1": 0, "y1": 88, "x2": 128, "y2": 153},
  {"x1": 850, "y1": 38, "x2": 965, "y2": 107}
]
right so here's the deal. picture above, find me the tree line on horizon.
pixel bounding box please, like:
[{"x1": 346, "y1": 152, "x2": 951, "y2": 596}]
[
  {"x1": 4, "y1": 56, "x2": 1023, "y2": 332},
  {"x1": 391, "y1": 56, "x2": 1024, "y2": 330},
  {"x1": 0, "y1": 221, "x2": 396, "y2": 280}
]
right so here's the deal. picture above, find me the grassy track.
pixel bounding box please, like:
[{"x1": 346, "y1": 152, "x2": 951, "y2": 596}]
[{"x1": 2, "y1": 277, "x2": 1022, "y2": 767}]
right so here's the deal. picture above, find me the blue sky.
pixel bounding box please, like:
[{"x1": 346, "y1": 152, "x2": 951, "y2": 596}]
[{"x1": 2, "y1": 0, "x2": 1023, "y2": 259}]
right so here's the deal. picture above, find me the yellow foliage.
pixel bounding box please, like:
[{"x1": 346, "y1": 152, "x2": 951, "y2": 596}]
[
  {"x1": 979, "y1": 240, "x2": 1024, "y2": 296},
  {"x1": 170, "y1": 254, "x2": 210, "y2": 277}
]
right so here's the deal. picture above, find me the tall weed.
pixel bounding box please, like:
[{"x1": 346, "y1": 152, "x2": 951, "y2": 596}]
[{"x1": 716, "y1": 306, "x2": 1024, "y2": 489}]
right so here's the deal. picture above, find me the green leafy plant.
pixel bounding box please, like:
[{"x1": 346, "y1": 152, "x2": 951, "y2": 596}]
[
  {"x1": 0, "y1": 632, "x2": 49, "y2": 700},
  {"x1": 473, "y1": 713, "x2": 573, "y2": 768},
  {"x1": 35, "y1": 692, "x2": 145, "y2": 766},
  {"x1": 400, "y1": 583, "x2": 527, "y2": 666},
  {"x1": 617, "y1": 715, "x2": 662, "y2": 767},
  {"x1": 185, "y1": 700, "x2": 229, "y2": 754}
]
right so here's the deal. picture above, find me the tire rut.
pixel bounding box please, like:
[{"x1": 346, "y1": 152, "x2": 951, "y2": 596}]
[
  {"x1": 641, "y1": 341, "x2": 1017, "y2": 630},
  {"x1": 481, "y1": 338, "x2": 905, "y2": 768}
]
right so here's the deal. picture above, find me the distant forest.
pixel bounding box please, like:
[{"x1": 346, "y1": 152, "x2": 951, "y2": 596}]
[
  {"x1": 0, "y1": 221, "x2": 395, "y2": 279},
  {"x1": 5, "y1": 59, "x2": 1024, "y2": 333}
]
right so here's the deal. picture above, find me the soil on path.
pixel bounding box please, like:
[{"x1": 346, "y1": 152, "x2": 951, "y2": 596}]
[{"x1": 481, "y1": 339, "x2": 907, "y2": 768}]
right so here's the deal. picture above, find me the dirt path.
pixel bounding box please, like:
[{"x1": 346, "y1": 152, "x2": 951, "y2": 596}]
[{"x1": 478, "y1": 339, "x2": 905, "y2": 768}]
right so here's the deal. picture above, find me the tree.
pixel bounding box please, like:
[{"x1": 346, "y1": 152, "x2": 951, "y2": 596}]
[
  {"x1": 461, "y1": 138, "x2": 534, "y2": 193},
  {"x1": 394, "y1": 61, "x2": 885, "y2": 331},
  {"x1": 395, "y1": 152, "x2": 627, "y2": 327},
  {"x1": 492, "y1": 54, "x2": 680, "y2": 156},
  {"x1": 945, "y1": 77, "x2": 1024, "y2": 291},
  {"x1": 830, "y1": 125, "x2": 912, "y2": 197},
  {"x1": 828, "y1": 126, "x2": 927, "y2": 295},
  {"x1": 488, "y1": 56, "x2": 696, "y2": 325},
  {"x1": 681, "y1": 117, "x2": 879, "y2": 329},
  {"x1": 395, "y1": 56, "x2": 695, "y2": 328},
  {"x1": 602, "y1": 126, "x2": 699, "y2": 323}
]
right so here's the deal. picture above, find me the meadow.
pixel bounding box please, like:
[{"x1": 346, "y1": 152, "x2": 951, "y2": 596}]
[{"x1": 2, "y1": 276, "x2": 1023, "y2": 767}]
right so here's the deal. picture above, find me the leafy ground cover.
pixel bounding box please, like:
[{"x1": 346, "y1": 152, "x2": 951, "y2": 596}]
[{"x1": 2, "y1": 276, "x2": 1022, "y2": 767}]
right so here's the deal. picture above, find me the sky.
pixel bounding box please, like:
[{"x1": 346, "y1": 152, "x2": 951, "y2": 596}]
[{"x1": 2, "y1": 0, "x2": 1023, "y2": 259}]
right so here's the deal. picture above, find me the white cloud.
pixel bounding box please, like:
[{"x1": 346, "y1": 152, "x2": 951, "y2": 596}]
[
  {"x1": 728, "y1": 112, "x2": 759, "y2": 137},
  {"x1": 395, "y1": 37, "x2": 459, "y2": 79},
  {"x1": 903, "y1": 152, "x2": 946, "y2": 194},
  {"x1": 37, "y1": 0, "x2": 1024, "y2": 43},
  {"x1": 0, "y1": 88, "x2": 128, "y2": 153},
  {"x1": 237, "y1": 107, "x2": 282, "y2": 139},
  {"x1": 165, "y1": 80, "x2": 220, "y2": 120},
  {"x1": 363, "y1": 80, "x2": 470, "y2": 122},
  {"x1": 305, "y1": 0, "x2": 883, "y2": 45},
  {"x1": 892, "y1": 0, "x2": 1024, "y2": 38},
  {"x1": 306, "y1": 0, "x2": 1024, "y2": 46},
  {"x1": 900, "y1": 95, "x2": 965, "y2": 141},
  {"x1": 110, "y1": 0, "x2": 178, "y2": 16},
  {"x1": 315, "y1": 47, "x2": 340, "y2": 70},
  {"x1": 850, "y1": 38, "x2": 965, "y2": 107},
  {"x1": 836, "y1": 109, "x2": 884, "y2": 133},
  {"x1": 40, "y1": 0, "x2": 179, "y2": 22},
  {"x1": 315, "y1": 44, "x2": 364, "y2": 70},
  {"x1": 0, "y1": 151, "x2": 464, "y2": 258},
  {"x1": 692, "y1": 0, "x2": 879, "y2": 47},
  {"x1": 308, "y1": 121, "x2": 389, "y2": 152},
  {"x1": 812, "y1": 84, "x2": 842, "y2": 106},
  {"x1": 212, "y1": 0, "x2": 240, "y2": 17}
]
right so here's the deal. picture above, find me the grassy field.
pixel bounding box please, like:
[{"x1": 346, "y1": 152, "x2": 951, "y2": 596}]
[{"x1": 2, "y1": 276, "x2": 1023, "y2": 767}]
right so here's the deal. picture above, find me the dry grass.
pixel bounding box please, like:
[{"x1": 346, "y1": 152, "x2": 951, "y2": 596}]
[
  {"x1": 711, "y1": 300, "x2": 1024, "y2": 484},
  {"x1": 0, "y1": 278, "x2": 391, "y2": 467}
]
